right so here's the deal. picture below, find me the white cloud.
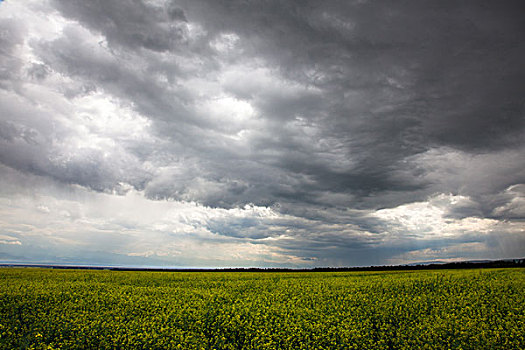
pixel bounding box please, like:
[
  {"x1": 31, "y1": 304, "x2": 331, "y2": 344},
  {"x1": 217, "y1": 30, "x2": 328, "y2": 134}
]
[
  {"x1": 375, "y1": 193, "x2": 497, "y2": 239},
  {"x1": 211, "y1": 33, "x2": 240, "y2": 53},
  {"x1": 0, "y1": 234, "x2": 22, "y2": 246}
]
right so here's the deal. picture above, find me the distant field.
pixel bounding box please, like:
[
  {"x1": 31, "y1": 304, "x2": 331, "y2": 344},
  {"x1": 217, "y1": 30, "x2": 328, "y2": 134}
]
[{"x1": 0, "y1": 268, "x2": 523, "y2": 349}]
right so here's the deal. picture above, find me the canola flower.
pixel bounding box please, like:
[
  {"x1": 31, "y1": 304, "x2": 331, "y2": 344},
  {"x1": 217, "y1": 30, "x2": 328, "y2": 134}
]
[{"x1": 0, "y1": 268, "x2": 523, "y2": 349}]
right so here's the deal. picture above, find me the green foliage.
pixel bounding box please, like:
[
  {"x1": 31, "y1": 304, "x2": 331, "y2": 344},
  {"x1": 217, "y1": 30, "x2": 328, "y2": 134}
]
[{"x1": 0, "y1": 268, "x2": 523, "y2": 349}]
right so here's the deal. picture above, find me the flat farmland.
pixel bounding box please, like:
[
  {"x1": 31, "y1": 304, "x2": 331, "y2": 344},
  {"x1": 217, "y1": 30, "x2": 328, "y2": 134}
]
[{"x1": 0, "y1": 268, "x2": 523, "y2": 349}]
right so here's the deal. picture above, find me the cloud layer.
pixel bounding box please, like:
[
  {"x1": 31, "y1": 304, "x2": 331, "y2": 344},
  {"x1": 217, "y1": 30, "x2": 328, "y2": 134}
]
[{"x1": 0, "y1": 0, "x2": 524, "y2": 267}]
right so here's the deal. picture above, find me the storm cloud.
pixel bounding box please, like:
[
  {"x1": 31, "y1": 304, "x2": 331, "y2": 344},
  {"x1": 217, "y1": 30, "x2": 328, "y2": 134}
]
[{"x1": 0, "y1": 0, "x2": 523, "y2": 267}]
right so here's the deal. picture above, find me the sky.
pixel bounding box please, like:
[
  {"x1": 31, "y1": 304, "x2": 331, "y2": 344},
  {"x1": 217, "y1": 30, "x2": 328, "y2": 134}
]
[{"x1": 0, "y1": 0, "x2": 524, "y2": 268}]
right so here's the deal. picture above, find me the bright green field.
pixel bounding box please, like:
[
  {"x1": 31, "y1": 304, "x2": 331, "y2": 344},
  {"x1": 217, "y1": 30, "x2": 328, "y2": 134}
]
[{"x1": 0, "y1": 268, "x2": 524, "y2": 349}]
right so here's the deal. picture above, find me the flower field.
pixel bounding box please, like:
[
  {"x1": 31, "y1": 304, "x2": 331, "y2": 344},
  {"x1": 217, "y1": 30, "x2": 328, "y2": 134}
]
[{"x1": 0, "y1": 268, "x2": 523, "y2": 349}]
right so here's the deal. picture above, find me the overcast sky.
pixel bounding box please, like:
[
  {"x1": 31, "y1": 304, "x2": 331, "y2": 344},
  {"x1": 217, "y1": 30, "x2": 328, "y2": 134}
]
[{"x1": 0, "y1": 0, "x2": 524, "y2": 267}]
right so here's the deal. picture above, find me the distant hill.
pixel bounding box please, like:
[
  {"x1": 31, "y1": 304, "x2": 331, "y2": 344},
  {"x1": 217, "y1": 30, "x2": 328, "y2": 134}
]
[{"x1": 0, "y1": 258, "x2": 523, "y2": 272}]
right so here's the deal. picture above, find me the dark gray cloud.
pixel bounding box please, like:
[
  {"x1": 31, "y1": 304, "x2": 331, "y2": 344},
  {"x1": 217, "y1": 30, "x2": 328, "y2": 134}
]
[
  {"x1": 174, "y1": 0, "x2": 525, "y2": 210},
  {"x1": 0, "y1": 0, "x2": 523, "y2": 266}
]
